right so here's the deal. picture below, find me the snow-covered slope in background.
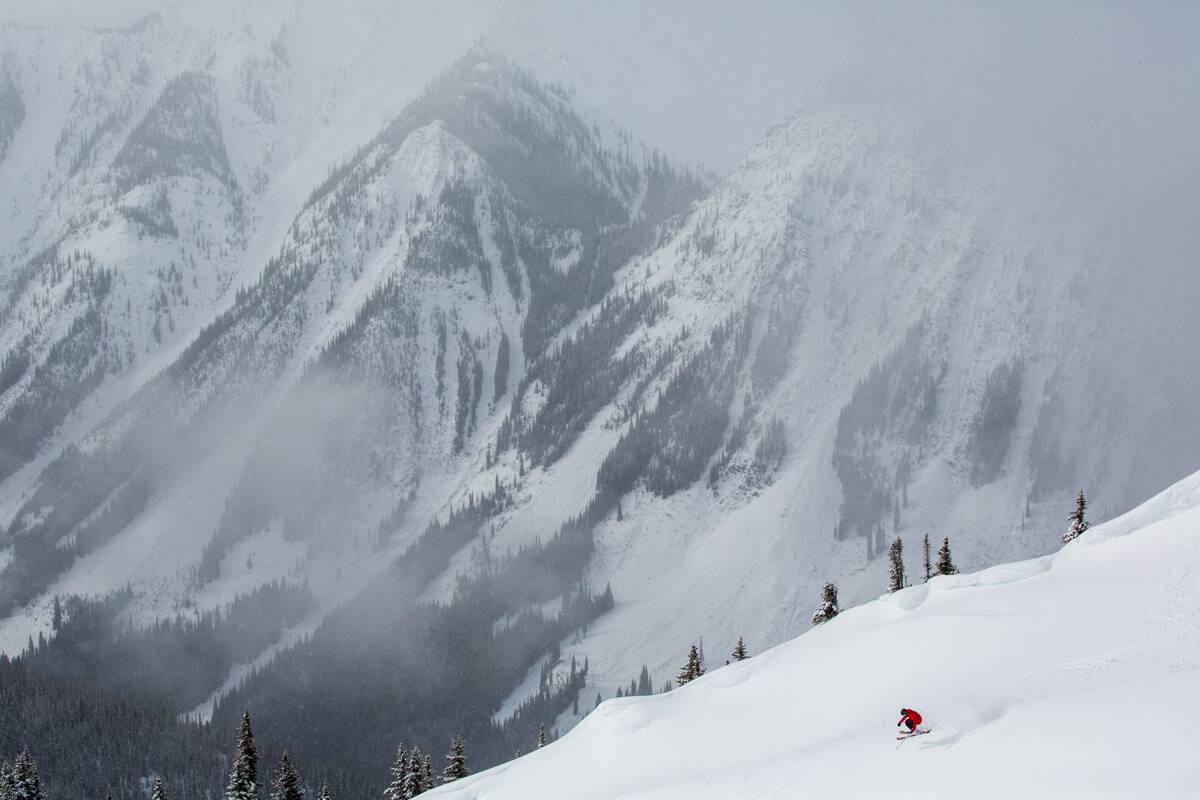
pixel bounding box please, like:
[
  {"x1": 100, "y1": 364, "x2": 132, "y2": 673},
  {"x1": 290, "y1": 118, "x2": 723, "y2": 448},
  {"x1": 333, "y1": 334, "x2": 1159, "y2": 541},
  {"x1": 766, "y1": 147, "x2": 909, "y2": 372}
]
[
  {"x1": 436, "y1": 469, "x2": 1200, "y2": 799},
  {"x1": 471, "y1": 106, "x2": 1200, "y2": 728},
  {"x1": 1, "y1": 4, "x2": 1199, "y2": 773}
]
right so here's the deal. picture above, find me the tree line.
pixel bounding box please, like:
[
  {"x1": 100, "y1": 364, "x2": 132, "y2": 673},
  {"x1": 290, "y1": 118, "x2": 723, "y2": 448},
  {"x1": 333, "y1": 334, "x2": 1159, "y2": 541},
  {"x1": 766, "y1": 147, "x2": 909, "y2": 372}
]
[{"x1": 0, "y1": 712, "x2": 471, "y2": 800}]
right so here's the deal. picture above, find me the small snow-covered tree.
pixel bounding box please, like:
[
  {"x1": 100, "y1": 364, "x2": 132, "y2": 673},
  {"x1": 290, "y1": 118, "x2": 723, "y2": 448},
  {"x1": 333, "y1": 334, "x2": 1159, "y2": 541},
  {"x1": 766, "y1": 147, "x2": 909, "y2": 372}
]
[
  {"x1": 317, "y1": 784, "x2": 332, "y2": 800},
  {"x1": 731, "y1": 636, "x2": 749, "y2": 661},
  {"x1": 537, "y1": 724, "x2": 546, "y2": 749},
  {"x1": 676, "y1": 643, "x2": 705, "y2": 685},
  {"x1": 812, "y1": 582, "x2": 840, "y2": 625},
  {"x1": 402, "y1": 746, "x2": 423, "y2": 798},
  {"x1": 1062, "y1": 490, "x2": 1090, "y2": 544},
  {"x1": 420, "y1": 754, "x2": 434, "y2": 793},
  {"x1": 936, "y1": 537, "x2": 959, "y2": 575},
  {"x1": 922, "y1": 533, "x2": 932, "y2": 582},
  {"x1": 443, "y1": 736, "x2": 468, "y2": 783},
  {"x1": 151, "y1": 776, "x2": 168, "y2": 800},
  {"x1": 224, "y1": 712, "x2": 258, "y2": 800},
  {"x1": 384, "y1": 745, "x2": 407, "y2": 800},
  {"x1": 888, "y1": 537, "x2": 905, "y2": 592},
  {"x1": 0, "y1": 760, "x2": 13, "y2": 800},
  {"x1": 11, "y1": 747, "x2": 42, "y2": 800},
  {"x1": 270, "y1": 753, "x2": 303, "y2": 800}
]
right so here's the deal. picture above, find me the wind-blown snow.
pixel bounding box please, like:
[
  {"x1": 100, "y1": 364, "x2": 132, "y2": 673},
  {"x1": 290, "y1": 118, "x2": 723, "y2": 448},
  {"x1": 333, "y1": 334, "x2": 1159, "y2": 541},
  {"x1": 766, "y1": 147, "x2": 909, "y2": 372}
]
[{"x1": 433, "y1": 470, "x2": 1200, "y2": 798}]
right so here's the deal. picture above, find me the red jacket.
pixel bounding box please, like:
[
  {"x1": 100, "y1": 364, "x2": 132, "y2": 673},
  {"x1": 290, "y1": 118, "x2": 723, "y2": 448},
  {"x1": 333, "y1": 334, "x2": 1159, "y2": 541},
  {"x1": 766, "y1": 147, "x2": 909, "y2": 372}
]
[{"x1": 899, "y1": 708, "x2": 922, "y2": 726}]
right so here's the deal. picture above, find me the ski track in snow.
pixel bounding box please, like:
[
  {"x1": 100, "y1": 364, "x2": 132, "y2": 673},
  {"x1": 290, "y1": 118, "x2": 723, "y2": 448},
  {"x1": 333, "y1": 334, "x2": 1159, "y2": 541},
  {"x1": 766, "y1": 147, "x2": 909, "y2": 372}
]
[{"x1": 430, "y1": 470, "x2": 1200, "y2": 798}]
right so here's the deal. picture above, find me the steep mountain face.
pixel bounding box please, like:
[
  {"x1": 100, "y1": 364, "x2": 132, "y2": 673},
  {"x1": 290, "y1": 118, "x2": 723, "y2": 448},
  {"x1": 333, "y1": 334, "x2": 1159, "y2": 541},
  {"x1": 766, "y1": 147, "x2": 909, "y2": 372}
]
[
  {"x1": 0, "y1": 2, "x2": 507, "y2": 525},
  {"x1": 1, "y1": 8, "x2": 1199, "y2": 795},
  {"x1": 496, "y1": 109, "x2": 1200, "y2": 719},
  {"x1": 0, "y1": 20, "x2": 247, "y2": 488},
  {"x1": 0, "y1": 16, "x2": 707, "y2": 787},
  {"x1": 0, "y1": 38, "x2": 703, "y2": 612}
]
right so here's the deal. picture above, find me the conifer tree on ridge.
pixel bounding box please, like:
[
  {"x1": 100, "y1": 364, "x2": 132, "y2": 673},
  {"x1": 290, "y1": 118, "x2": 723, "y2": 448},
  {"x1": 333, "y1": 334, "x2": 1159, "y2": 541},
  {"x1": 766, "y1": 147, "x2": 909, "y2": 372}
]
[
  {"x1": 420, "y1": 754, "x2": 434, "y2": 793},
  {"x1": 888, "y1": 537, "x2": 906, "y2": 592},
  {"x1": 224, "y1": 712, "x2": 258, "y2": 800},
  {"x1": 443, "y1": 736, "x2": 468, "y2": 783},
  {"x1": 270, "y1": 753, "x2": 303, "y2": 800},
  {"x1": 384, "y1": 745, "x2": 407, "y2": 800},
  {"x1": 402, "y1": 746, "x2": 423, "y2": 798},
  {"x1": 812, "y1": 582, "x2": 840, "y2": 625},
  {"x1": 676, "y1": 643, "x2": 705, "y2": 685},
  {"x1": 11, "y1": 748, "x2": 43, "y2": 800},
  {"x1": 1062, "y1": 490, "x2": 1090, "y2": 544},
  {"x1": 936, "y1": 536, "x2": 959, "y2": 576},
  {"x1": 731, "y1": 636, "x2": 749, "y2": 661}
]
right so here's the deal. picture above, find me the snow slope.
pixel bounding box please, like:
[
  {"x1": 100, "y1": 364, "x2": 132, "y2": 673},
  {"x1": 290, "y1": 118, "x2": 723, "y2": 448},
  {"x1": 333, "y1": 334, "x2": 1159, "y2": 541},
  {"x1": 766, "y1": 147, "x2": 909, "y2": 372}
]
[{"x1": 433, "y1": 469, "x2": 1200, "y2": 798}]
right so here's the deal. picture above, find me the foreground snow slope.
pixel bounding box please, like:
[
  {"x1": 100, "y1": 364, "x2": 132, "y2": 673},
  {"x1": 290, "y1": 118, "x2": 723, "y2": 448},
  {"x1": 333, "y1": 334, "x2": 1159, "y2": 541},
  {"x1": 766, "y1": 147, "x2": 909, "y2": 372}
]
[{"x1": 436, "y1": 470, "x2": 1200, "y2": 799}]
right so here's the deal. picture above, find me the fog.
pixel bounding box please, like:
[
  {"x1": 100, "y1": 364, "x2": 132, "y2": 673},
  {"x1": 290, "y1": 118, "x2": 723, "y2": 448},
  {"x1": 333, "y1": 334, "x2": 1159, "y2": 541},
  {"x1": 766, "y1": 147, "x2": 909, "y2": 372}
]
[
  {"x1": 2, "y1": 0, "x2": 1195, "y2": 622},
  {"x1": 3, "y1": 1, "x2": 1196, "y2": 169},
  {"x1": 6, "y1": 0, "x2": 1196, "y2": 284}
]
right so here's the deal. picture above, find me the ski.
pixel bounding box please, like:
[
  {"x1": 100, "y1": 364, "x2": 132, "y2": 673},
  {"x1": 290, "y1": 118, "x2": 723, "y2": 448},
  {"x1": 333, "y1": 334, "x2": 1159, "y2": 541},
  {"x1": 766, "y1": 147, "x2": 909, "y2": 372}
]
[{"x1": 896, "y1": 728, "x2": 931, "y2": 741}]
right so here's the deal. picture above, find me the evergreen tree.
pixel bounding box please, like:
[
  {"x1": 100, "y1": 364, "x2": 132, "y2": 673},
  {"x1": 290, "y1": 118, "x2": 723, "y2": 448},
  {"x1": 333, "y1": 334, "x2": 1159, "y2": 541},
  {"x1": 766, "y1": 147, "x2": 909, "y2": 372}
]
[
  {"x1": 420, "y1": 754, "x2": 434, "y2": 793},
  {"x1": 224, "y1": 712, "x2": 259, "y2": 800},
  {"x1": 888, "y1": 537, "x2": 905, "y2": 592},
  {"x1": 922, "y1": 533, "x2": 932, "y2": 582},
  {"x1": 443, "y1": 736, "x2": 468, "y2": 783},
  {"x1": 676, "y1": 643, "x2": 705, "y2": 685},
  {"x1": 936, "y1": 536, "x2": 959, "y2": 575},
  {"x1": 1062, "y1": 490, "x2": 1090, "y2": 544},
  {"x1": 402, "y1": 746, "x2": 423, "y2": 798},
  {"x1": 537, "y1": 724, "x2": 546, "y2": 749},
  {"x1": 11, "y1": 747, "x2": 43, "y2": 800},
  {"x1": 270, "y1": 753, "x2": 303, "y2": 800},
  {"x1": 104, "y1": 787, "x2": 113, "y2": 800},
  {"x1": 384, "y1": 745, "x2": 407, "y2": 800},
  {"x1": 0, "y1": 761, "x2": 14, "y2": 800},
  {"x1": 317, "y1": 784, "x2": 332, "y2": 800},
  {"x1": 731, "y1": 636, "x2": 749, "y2": 661},
  {"x1": 152, "y1": 776, "x2": 168, "y2": 800},
  {"x1": 812, "y1": 582, "x2": 840, "y2": 625},
  {"x1": 637, "y1": 664, "x2": 652, "y2": 695}
]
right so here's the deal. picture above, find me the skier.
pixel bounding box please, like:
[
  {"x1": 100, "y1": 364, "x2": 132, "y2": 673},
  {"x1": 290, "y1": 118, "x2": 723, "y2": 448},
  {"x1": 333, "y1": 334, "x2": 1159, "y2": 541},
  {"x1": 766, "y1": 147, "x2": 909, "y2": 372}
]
[{"x1": 897, "y1": 707, "x2": 924, "y2": 734}]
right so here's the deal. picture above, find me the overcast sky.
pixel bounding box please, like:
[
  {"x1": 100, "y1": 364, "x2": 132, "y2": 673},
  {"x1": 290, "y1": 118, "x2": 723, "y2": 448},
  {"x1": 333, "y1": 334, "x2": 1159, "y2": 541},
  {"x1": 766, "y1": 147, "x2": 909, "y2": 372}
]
[{"x1": 2, "y1": 0, "x2": 1195, "y2": 176}]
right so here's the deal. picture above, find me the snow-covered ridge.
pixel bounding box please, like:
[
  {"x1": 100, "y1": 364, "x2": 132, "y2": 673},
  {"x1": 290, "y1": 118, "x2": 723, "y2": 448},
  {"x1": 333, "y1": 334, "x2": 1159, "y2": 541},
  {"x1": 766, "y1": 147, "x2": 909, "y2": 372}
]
[
  {"x1": 0, "y1": 37, "x2": 704, "y2": 662},
  {"x1": 436, "y1": 469, "x2": 1200, "y2": 798}
]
